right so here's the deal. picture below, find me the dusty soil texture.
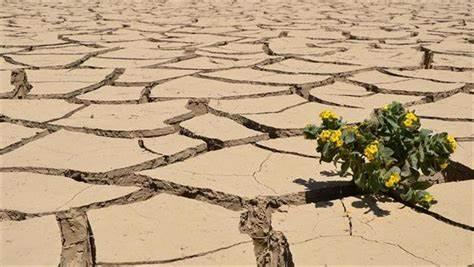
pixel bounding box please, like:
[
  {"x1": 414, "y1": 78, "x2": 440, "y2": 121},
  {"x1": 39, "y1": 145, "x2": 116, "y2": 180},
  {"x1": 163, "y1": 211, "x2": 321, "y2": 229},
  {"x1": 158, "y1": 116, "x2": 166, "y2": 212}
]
[{"x1": 0, "y1": 0, "x2": 473, "y2": 266}]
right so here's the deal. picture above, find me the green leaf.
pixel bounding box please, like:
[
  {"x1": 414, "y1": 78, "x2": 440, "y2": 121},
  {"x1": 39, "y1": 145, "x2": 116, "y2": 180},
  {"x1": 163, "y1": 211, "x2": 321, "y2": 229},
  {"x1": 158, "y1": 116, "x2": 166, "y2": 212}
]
[
  {"x1": 343, "y1": 131, "x2": 355, "y2": 143},
  {"x1": 385, "y1": 116, "x2": 399, "y2": 129},
  {"x1": 321, "y1": 142, "x2": 334, "y2": 162},
  {"x1": 368, "y1": 174, "x2": 382, "y2": 193},
  {"x1": 400, "y1": 188, "x2": 414, "y2": 202},
  {"x1": 340, "y1": 161, "x2": 350, "y2": 176},
  {"x1": 411, "y1": 181, "x2": 433, "y2": 190},
  {"x1": 401, "y1": 161, "x2": 411, "y2": 177},
  {"x1": 303, "y1": 124, "x2": 319, "y2": 139},
  {"x1": 419, "y1": 128, "x2": 432, "y2": 136},
  {"x1": 417, "y1": 146, "x2": 424, "y2": 164},
  {"x1": 379, "y1": 146, "x2": 394, "y2": 158}
]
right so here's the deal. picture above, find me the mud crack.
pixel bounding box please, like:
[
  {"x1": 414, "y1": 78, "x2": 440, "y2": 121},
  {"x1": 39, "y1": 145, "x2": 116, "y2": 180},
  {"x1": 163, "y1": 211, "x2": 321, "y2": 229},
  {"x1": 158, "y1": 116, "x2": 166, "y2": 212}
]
[
  {"x1": 340, "y1": 198, "x2": 353, "y2": 236},
  {"x1": 10, "y1": 68, "x2": 32, "y2": 98},
  {"x1": 56, "y1": 210, "x2": 94, "y2": 266},
  {"x1": 239, "y1": 199, "x2": 294, "y2": 267}
]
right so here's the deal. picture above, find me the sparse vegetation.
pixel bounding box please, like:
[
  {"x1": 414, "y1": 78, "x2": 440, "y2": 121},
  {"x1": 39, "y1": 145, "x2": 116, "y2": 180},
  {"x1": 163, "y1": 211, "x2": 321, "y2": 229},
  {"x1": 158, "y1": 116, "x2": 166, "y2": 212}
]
[{"x1": 304, "y1": 102, "x2": 457, "y2": 208}]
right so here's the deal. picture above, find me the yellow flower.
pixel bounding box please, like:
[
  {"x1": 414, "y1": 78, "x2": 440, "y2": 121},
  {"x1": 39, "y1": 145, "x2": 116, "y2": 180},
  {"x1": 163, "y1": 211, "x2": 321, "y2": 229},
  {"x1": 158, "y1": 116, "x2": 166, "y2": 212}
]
[
  {"x1": 364, "y1": 141, "x2": 379, "y2": 161},
  {"x1": 319, "y1": 130, "x2": 331, "y2": 142},
  {"x1": 385, "y1": 173, "x2": 401, "y2": 188},
  {"x1": 320, "y1": 129, "x2": 344, "y2": 145},
  {"x1": 329, "y1": 135, "x2": 339, "y2": 143},
  {"x1": 349, "y1": 126, "x2": 362, "y2": 138},
  {"x1": 383, "y1": 104, "x2": 390, "y2": 111},
  {"x1": 319, "y1": 110, "x2": 338, "y2": 121},
  {"x1": 402, "y1": 112, "x2": 419, "y2": 128},
  {"x1": 318, "y1": 129, "x2": 345, "y2": 147},
  {"x1": 329, "y1": 130, "x2": 342, "y2": 142},
  {"x1": 423, "y1": 193, "x2": 433, "y2": 203},
  {"x1": 403, "y1": 118, "x2": 414, "y2": 127},
  {"x1": 440, "y1": 161, "x2": 449, "y2": 169},
  {"x1": 405, "y1": 112, "x2": 418, "y2": 121},
  {"x1": 446, "y1": 135, "x2": 457, "y2": 151}
]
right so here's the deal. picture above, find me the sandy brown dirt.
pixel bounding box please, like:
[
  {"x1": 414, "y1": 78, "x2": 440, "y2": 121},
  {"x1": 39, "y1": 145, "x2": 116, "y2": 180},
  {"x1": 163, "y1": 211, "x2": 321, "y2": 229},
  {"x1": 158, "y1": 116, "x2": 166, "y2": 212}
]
[{"x1": 0, "y1": 0, "x2": 473, "y2": 266}]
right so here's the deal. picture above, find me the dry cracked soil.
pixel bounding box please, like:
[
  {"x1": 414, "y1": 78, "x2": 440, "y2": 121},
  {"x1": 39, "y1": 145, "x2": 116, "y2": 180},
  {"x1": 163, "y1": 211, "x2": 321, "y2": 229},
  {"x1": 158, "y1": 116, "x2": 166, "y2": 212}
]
[{"x1": 0, "y1": 0, "x2": 473, "y2": 266}]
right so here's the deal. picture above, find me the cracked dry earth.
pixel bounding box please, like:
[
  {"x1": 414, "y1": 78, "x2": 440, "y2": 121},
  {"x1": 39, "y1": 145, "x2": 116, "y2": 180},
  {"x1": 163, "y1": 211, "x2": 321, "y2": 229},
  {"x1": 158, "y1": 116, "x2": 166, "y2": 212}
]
[{"x1": 0, "y1": 0, "x2": 473, "y2": 266}]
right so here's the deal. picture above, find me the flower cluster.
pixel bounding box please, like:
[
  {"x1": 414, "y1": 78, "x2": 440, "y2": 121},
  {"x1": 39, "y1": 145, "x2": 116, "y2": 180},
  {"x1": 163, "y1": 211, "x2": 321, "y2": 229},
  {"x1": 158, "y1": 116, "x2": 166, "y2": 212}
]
[
  {"x1": 319, "y1": 110, "x2": 338, "y2": 121},
  {"x1": 319, "y1": 129, "x2": 343, "y2": 147},
  {"x1": 447, "y1": 135, "x2": 457, "y2": 151},
  {"x1": 423, "y1": 193, "x2": 434, "y2": 203},
  {"x1": 304, "y1": 102, "x2": 457, "y2": 208},
  {"x1": 402, "y1": 112, "x2": 419, "y2": 128},
  {"x1": 364, "y1": 141, "x2": 379, "y2": 161},
  {"x1": 385, "y1": 172, "x2": 400, "y2": 188}
]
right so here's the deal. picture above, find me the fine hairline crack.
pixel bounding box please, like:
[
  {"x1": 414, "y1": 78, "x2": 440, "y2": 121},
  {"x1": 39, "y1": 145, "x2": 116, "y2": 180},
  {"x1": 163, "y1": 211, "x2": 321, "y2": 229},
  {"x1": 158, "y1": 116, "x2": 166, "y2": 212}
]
[
  {"x1": 289, "y1": 234, "x2": 438, "y2": 265},
  {"x1": 251, "y1": 152, "x2": 278, "y2": 194},
  {"x1": 95, "y1": 241, "x2": 252, "y2": 266}
]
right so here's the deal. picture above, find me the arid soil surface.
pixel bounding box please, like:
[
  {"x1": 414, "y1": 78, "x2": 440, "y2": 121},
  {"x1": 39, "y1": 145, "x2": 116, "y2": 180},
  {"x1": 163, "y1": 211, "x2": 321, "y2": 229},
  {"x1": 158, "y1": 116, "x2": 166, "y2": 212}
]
[{"x1": 0, "y1": 0, "x2": 473, "y2": 266}]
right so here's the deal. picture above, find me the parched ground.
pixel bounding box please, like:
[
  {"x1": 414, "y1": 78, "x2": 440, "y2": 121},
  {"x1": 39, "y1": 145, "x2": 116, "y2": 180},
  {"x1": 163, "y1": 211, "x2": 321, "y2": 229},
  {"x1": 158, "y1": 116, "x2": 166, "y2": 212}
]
[{"x1": 0, "y1": 0, "x2": 473, "y2": 266}]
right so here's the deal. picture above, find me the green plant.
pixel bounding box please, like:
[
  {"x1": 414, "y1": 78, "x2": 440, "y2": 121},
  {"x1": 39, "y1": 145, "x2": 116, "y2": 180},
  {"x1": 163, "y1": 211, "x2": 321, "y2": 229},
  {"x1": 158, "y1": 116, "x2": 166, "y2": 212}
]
[{"x1": 304, "y1": 102, "x2": 457, "y2": 208}]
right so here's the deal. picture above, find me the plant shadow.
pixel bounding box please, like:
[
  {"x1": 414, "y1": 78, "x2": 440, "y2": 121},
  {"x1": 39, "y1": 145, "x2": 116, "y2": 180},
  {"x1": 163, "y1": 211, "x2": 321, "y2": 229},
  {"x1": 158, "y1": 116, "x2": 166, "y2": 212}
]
[
  {"x1": 350, "y1": 194, "x2": 392, "y2": 217},
  {"x1": 293, "y1": 176, "x2": 392, "y2": 217}
]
